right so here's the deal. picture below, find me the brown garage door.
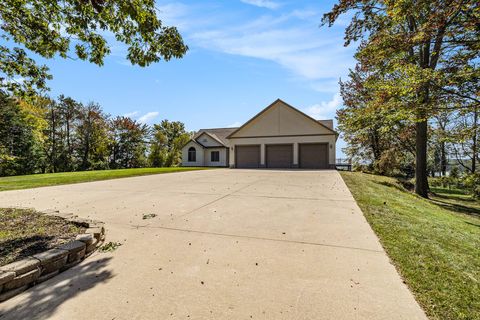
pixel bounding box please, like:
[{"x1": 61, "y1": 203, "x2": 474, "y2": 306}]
[
  {"x1": 299, "y1": 143, "x2": 329, "y2": 169},
  {"x1": 235, "y1": 145, "x2": 260, "y2": 168},
  {"x1": 266, "y1": 144, "x2": 293, "y2": 168}
]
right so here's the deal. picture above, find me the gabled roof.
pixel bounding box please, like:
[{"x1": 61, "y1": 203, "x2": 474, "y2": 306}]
[
  {"x1": 195, "y1": 131, "x2": 225, "y2": 146},
  {"x1": 184, "y1": 138, "x2": 206, "y2": 148},
  {"x1": 194, "y1": 127, "x2": 238, "y2": 146},
  {"x1": 317, "y1": 120, "x2": 334, "y2": 130},
  {"x1": 226, "y1": 99, "x2": 338, "y2": 139}
]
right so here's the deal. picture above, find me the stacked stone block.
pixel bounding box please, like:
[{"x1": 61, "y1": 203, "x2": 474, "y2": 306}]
[{"x1": 0, "y1": 213, "x2": 105, "y2": 302}]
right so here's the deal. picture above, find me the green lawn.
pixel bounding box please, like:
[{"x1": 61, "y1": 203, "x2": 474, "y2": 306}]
[
  {"x1": 340, "y1": 172, "x2": 479, "y2": 320},
  {"x1": 0, "y1": 167, "x2": 209, "y2": 192}
]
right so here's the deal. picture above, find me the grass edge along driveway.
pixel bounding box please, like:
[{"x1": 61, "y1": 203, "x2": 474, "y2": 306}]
[
  {"x1": 340, "y1": 172, "x2": 479, "y2": 320},
  {"x1": 0, "y1": 167, "x2": 210, "y2": 192}
]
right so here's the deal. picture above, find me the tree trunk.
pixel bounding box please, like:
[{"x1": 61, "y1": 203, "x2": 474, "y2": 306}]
[
  {"x1": 472, "y1": 107, "x2": 477, "y2": 173},
  {"x1": 66, "y1": 115, "x2": 71, "y2": 170},
  {"x1": 51, "y1": 108, "x2": 57, "y2": 173},
  {"x1": 441, "y1": 141, "x2": 447, "y2": 176},
  {"x1": 414, "y1": 38, "x2": 434, "y2": 198},
  {"x1": 415, "y1": 119, "x2": 429, "y2": 197}
]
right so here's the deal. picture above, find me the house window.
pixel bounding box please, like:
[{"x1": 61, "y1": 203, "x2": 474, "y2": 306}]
[
  {"x1": 211, "y1": 151, "x2": 220, "y2": 162},
  {"x1": 188, "y1": 147, "x2": 196, "y2": 162}
]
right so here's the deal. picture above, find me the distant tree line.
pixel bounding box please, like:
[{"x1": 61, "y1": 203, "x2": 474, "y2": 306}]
[{"x1": 0, "y1": 93, "x2": 191, "y2": 176}]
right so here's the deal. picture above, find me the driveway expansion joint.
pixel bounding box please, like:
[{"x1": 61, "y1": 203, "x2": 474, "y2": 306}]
[
  {"x1": 140, "y1": 225, "x2": 383, "y2": 254},
  {"x1": 174, "y1": 179, "x2": 265, "y2": 220}
]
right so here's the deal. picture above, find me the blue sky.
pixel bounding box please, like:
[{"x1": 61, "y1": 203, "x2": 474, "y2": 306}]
[{"x1": 40, "y1": 0, "x2": 356, "y2": 157}]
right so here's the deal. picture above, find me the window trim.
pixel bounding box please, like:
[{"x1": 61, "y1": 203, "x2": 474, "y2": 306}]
[
  {"x1": 188, "y1": 147, "x2": 196, "y2": 162},
  {"x1": 210, "y1": 151, "x2": 220, "y2": 162}
]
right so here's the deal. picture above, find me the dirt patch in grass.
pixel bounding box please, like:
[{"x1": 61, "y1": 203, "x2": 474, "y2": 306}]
[{"x1": 0, "y1": 208, "x2": 85, "y2": 266}]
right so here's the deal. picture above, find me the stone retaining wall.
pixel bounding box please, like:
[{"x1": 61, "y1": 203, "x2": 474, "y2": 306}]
[{"x1": 0, "y1": 211, "x2": 105, "y2": 302}]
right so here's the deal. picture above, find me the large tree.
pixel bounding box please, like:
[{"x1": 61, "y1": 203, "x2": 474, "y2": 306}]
[
  {"x1": 323, "y1": 0, "x2": 480, "y2": 197},
  {"x1": 0, "y1": 93, "x2": 46, "y2": 175},
  {"x1": 338, "y1": 64, "x2": 416, "y2": 176},
  {"x1": 149, "y1": 120, "x2": 190, "y2": 167},
  {"x1": 0, "y1": 0, "x2": 188, "y2": 95},
  {"x1": 57, "y1": 95, "x2": 81, "y2": 171},
  {"x1": 109, "y1": 116, "x2": 148, "y2": 169},
  {"x1": 76, "y1": 102, "x2": 110, "y2": 170},
  {"x1": 449, "y1": 107, "x2": 479, "y2": 173}
]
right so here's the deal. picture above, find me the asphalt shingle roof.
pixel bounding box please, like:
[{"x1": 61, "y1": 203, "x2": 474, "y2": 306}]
[{"x1": 194, "y1": 127, "x2": 238, "y2": 146}]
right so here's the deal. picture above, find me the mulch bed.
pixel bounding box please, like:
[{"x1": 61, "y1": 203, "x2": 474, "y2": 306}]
[{"x1": 0, "y1": 208, "x2": 85, "y2": 266}]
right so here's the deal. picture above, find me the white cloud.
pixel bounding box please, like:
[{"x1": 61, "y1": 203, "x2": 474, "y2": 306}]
[
  {"x1": 189, "y1": 11, "x2": 355, "y2": 92},
  {"x1": 123, "y1": 111, "x2": 139, "y2": 118},
  {"x1": 156, "y1": 3, "x2": 192, "y2": 30},
  {"x1": 123, "y1": 111, "x2": 160, "y2": 124},
  {"x1": 227, "y1": 121, "x2": 243, "y2": 128},
  {"x1": 303, "y1": 93, "x2": 343, "y2": 120},
  {"x1": 309, "y1": 79, "x2": 341, "y2": 93},
  {"x1": 150, "y1": 3, "x2": 356, "y2": 93},
  {"x1": 138, "y1": 111, "x2": 160, "y2": 124},
  {"x1": 240, "y1": 0, "x2": 281, "y2": 10}
]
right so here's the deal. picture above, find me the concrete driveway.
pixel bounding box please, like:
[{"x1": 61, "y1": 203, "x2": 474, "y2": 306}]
[{"x1": 0, "y1": 169, "x2": 426, "y2": 320}]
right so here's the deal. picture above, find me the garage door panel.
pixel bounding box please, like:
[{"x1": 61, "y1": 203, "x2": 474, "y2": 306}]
[
  {"x1": 299, "y1": 143, "x2": 328, "y2": 169},
  {"x1": 266, "y1": 144, "x2": 293, "y2": 168},
  {"x1": 236, "y1": 145, "x2": 260, "y2": 168}
]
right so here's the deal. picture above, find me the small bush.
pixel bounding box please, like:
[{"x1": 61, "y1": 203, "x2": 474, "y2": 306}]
[
  {"x1": 353, "y1": 163, "x2": 373, "y2": 173},
  {"x1": 431, "y1": 172, "x2": 480, "y2": 198},
  {"x1": 374, "y1": 149, "x2": 401, "y2": 176},
  {"x1": 450, "y1": 167, "x2": 460, "y2": 179},
  {"x1": 462, "y1": 173, "x2": 480, "y2": 198}
]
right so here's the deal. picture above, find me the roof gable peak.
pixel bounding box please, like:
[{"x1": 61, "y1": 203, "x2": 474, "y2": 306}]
[{"x1": 226, "y1": 99, "x2": 337, "y2": 138}]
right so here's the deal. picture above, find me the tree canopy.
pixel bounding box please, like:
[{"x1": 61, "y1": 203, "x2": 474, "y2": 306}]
[
  {"x1": 0, "y1": 94, "x2": 193, "y2": 176},
  {"x1": 323, "y1": 0, "x2": 479, "y2": 197},
  {"x1": 0, "y1": 0, "x2": 188, "y2": 95}
]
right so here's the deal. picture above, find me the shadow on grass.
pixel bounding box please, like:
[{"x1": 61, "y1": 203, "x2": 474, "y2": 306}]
[
  {"x1": 429, "y1": 198, "x2": 480, "y2": 218},
  {"x1": 374, "y1": 180, "x2": 480, "y2": 218},
  {"x1": 376, "y1": 181, "x2": 406, "y2": 192},
  {"x1": 376, "y1": 179, "x2": 415, "y2": 192},
  {"x1": 466, "y1": 221, "x2": 480, "y2": 228},
  {"x1": 432, "y1": 192, "x2": 476, "y2": 202},
  {"x1": 430, "y1": 187, "x2": 469, "y2": 196},
  {"x1": 0, "y1": 256, "x2": 113, "y2": 320}
]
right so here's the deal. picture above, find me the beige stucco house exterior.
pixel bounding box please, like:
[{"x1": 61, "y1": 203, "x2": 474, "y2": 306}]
[{"x1": 181, "y1": 99, "x2": 338, "y2": 169}]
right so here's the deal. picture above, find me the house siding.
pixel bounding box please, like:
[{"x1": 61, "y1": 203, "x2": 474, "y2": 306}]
[
  {"x1": 181, "y1": 142, "x2": 229, "y2": 167},
  {"x1": 204, "y1": 148, "x2": 228, "y2": 167},
  {"x1": 196, "y1": 133, "x2": 223, "y2": 147},
  {"x1": 229, "y1": 100, "x2": 333, "y2": 138},
  {"x1": 181, "y1": 141, "x2": 205, "y2": 167}
]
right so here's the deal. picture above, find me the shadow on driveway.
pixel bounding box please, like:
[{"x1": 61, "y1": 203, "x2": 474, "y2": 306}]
[{"x1": 0, "y1": 257, "x2": 113, "y2": 320}]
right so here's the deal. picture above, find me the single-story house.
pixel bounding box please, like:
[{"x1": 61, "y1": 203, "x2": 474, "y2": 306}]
[{"x1": 181, "y1": 99, "x2": 338, "y2": 169}]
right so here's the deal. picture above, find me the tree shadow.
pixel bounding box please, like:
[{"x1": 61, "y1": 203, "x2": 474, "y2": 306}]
[
  {"x1": 0, "y1": 256, "x2": 114, "y2": 320},
  {"x1": 373, "y1": 180, "x2": 480, "y2": 218},
  {"x1": 465, "y1": 221, "x2": 480, "y2": 228},
  {"x1": 432, "y1": 192, "x2": 476, "y2": 202},
  {"x1": 430, "y1": 187, "x2": 469, "y2": 196},
  {"x1": 375, "y1": 180, "x2": 414, "y2": 192},
  {"x1": 0, "y1": 235, "x2": 56, "y2": 266},
  {"x1": 429, "y1": 198, "x2": 480, "y2": 218}
]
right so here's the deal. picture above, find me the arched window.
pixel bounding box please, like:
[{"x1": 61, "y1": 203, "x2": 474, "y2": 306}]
[{"x1": 188, "y1": 147, "x2": 196, "y2": 162}]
